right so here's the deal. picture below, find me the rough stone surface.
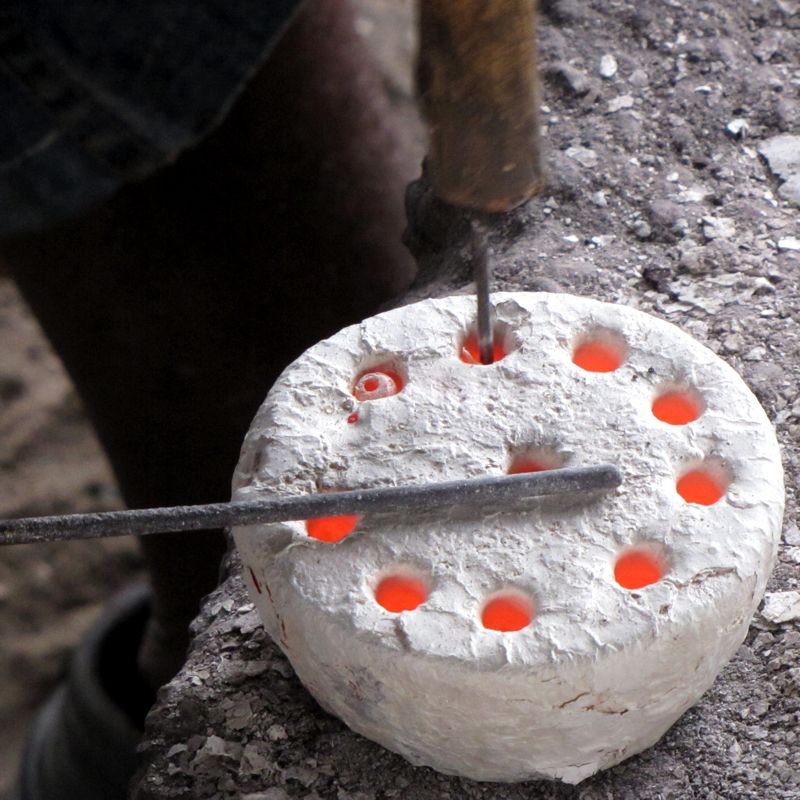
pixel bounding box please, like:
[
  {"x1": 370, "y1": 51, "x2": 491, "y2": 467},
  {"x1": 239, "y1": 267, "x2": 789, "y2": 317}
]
[{"x1": 133, "y1": 0, "x2": 800, "y2": 797}]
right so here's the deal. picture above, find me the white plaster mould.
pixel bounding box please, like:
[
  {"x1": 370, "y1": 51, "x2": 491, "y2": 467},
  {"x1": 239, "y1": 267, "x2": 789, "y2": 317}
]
[{"x1": 232, "y1": 293, "x2": 784, "y2": 784}]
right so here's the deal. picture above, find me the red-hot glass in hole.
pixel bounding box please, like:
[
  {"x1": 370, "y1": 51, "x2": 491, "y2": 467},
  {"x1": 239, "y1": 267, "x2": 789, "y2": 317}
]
[
  {"x1": 482, "y1": 595, "x2": 533, "y2": 632},
  {"x1": 352, "y1": 369, "x2": 404, "y2": 401},
  {"x1": 305, "y1": 515, "x2": 359, "y2": 543},
  {"x1": 460, "y1": 332, "x2": 507, "y2": 364},
  {"x1": 375, "y1": 575, "x2": 428, "y2": 612}
]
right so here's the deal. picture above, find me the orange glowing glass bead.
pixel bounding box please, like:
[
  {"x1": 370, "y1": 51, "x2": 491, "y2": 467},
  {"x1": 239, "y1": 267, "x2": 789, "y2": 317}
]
[
  {"x1": 481, "y1": 595, "x2": 533, "y2": 632},
  {"x1": 305, "y1": 515, "x2": 359, "y2": 543},
  {"x1": 375, "y1": 575, "x2": 428, "y2": 612}
]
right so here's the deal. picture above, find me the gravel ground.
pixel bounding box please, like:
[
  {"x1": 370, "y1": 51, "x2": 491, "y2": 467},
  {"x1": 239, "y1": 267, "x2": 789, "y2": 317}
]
[
  {"x1": 134, "y1": 1, "x2": 800, "y2": 799},
  {"x1": 0, "y1": 278, "x2": 143, "y2": 797}
]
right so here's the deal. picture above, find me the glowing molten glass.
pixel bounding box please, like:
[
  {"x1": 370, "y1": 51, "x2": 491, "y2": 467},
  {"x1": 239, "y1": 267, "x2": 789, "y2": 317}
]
[
  {"x1": 652, "y1": 391, "x2": 702, "y2": 425},
  {"x1": 460, "y1": 333, "x2": 507, "y2": 365},
  {"x1": 353, "y1": 370, "x2": 403, "y2": 402},
  {"x1": 572, "y1": 340, "x2": 625, "y2": 373},
  {"x1": 375, "y1": 575, "x2": 428, "y2": 612},
  {"x1": 481, "y1": 595, "x2": 533, "y2": 632},
  {"x1": 305, "y1": 514, "x2": 359, "y2": 543},
  {"x1": 508, "y1": 457, "x2": 555, "y2": 474},
  {"x1": 614, "y1": 550, "x2": 663, "y2": 590},
  {"x1": 676, "y1": 470, "x2": 725, "y2": 505}
]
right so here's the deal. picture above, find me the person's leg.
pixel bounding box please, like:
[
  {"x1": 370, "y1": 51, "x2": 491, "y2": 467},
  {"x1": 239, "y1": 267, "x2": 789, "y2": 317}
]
[{"x1": 2, "y1": 0, "x2": 415, "y2": 695}]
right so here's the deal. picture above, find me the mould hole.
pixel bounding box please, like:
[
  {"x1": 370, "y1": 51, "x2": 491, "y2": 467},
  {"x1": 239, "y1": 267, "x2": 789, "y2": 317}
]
[
  {"x1": 508, "y1": 446, "x2": 565, "y2": 474},
  {"x1": 352, "y1": 361, "x2": 405, "y2": 402},
  {"x1": 375, "y1": 574, "x2": 428, "y2": 613},
  {"x1": 614, "y1": 548, "x2": 666, "y2": 590},
  {"x1": 676, "y1": 461, "x2": 729, "y2": 506},
  {"x1": 481, "y1": 592, "x2": 534, "y2": 632},
  {"x1": 459, "y1": 323, "x2": 517, "y2": 365},
  {"x1": 652, "y1": 386, "x2": 705, "y2": 425},
  {"x1": 572, "y1": 329, "x2": 628, "y2": 373},
  {"x1": 305, "y1": 514, "x2": 359, "y2": 543}
]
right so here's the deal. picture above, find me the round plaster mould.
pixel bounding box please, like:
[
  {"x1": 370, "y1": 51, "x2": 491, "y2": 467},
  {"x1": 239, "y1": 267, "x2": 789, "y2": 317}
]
[{"x1": 232, "y1": 292, "x2": 784, "y2": 784}]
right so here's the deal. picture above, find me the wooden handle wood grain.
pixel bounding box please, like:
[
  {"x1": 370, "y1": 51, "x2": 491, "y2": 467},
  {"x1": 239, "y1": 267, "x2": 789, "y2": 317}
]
[{"x1": 417, "y1": 0, "x2": 545, "y2": 212}]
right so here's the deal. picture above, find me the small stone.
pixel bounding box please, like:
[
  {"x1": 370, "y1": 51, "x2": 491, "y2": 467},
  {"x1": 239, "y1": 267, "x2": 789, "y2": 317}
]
[
  {"x1": 722, "y1": 333, "x2": 743, "y2": 353},
  {"x1": 268, "y1": 723, "x2": 288, "y2": 741},
  {"x1": 678, "y1": 240, "x2": 704, "y2": 273},
  {"x1": 758, "y1": 135, "x2": 800, "y2": 181},
  {"x1": 703, "y1": 216, "x2": 736, "y2": 240},
  {"x1": 648, "y1": 198, "x2": 688, "y2": 235},
  {"x1": 243, "y1": 660, "x2": 269, "y2": 677},
  {"x1": 565, "y1": 146, "x2": 598, "y2": 168},
  {"x1": 777, "y1": 237, "x2": 800, "y2": 251},
  {"x1": 283, "y1": 765, "x2": 317, "y2": 788},
  {"x1": 760, "y1": 591, "x2": 800, "y2": 624},
  {"x1": 778, "y1": 175, "x2": 800, "y2": 207},
  {"x1": 726, "y1": 118, "x2": 749, "y2": 139},
  {"x1": 754, "y1": 30, "x2": 783, "y2": 63},
  {"x1": 642, "y1": 265, "x2": 672, "y2": 292},
  {"x1": 728, "y1": 740, "x2": 743, "y2": 761},
  {"x1": 633, "y1": 220, "x2": 652, "y2": 239},
  {"x1": 608, "y1": 94, "x2": 635, "y2": 113},
  {"x1": 784, "y1": 523, "x2": 800, "y2": 546},
  {"x1": 681, "y1": 184, "x2": 712, "y2": 203},
  {"x1": 743, "y1": 346, "x2": 767, "y2": 362},
  {"x1": 775, "y1": 0, "x2": 797, "y2": 15},
  {"x1": 228, "y1": 698, "x2": 254, "y2": 730},
  {"x1": 543, "y1": 0, "x2": 582, "y2": 24},
  {"x1": 235, "y1": 609, "x2": 263, "y2": 635},
  {"x1": 599, "y1": 54, "x2": 618, "y2": 79},
  {"x1": 776, "y1": 96, "x2": 799, "y2": 130},
  {"x1": 240, "y1": 742, "x2": 270, "y2": 774},
  {"x1": 591, "y1": 191, "x2": 608, "y2": 207},
  {"x1": 629, "y1": 68, "x2": 649, "y2": 87},
  {"x1": 545, "y1": 62, "x2": 593, "y2": 96},
  {"x1": 192, "y1": 735, "x2": 242, "y2": 764}
]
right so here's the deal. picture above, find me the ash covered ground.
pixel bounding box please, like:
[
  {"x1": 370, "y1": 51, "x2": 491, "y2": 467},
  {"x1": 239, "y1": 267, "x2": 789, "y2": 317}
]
[{"x1": 1, "y1": 0, "x2": 799, "y2": 798}]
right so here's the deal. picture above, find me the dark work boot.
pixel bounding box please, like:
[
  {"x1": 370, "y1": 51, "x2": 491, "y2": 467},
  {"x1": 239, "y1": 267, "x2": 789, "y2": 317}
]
[{"x1": 14, "y1": 584, "x2": 155, "y2": 800}]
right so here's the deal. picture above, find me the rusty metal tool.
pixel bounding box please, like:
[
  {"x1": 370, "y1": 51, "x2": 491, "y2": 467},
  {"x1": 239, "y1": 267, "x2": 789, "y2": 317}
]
[
  {"x1": 0, "y1": 465, "x2": 622, "y2": 545},
  {"x1": 417, "y1": 0, "x2": 545, "y2": 212}
]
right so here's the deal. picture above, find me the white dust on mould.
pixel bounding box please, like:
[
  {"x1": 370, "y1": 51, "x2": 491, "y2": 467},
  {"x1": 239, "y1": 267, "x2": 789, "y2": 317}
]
[{"x1": 232, "y1": 293, "x2": 784, "y2": 784}]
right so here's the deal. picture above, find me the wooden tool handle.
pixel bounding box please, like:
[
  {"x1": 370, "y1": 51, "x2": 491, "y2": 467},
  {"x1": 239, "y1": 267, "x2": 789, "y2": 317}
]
[{"x1": 417, "y1": 0, "x2": 545, "y2": 212}]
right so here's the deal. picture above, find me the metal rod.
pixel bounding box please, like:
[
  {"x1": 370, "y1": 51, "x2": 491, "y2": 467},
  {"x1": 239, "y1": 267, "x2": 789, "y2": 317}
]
[
  {"x1": 473, "y1": 225, "x2": 494, "y2": 365},
  {"x1": 0, "y1": 465, "x2": 621, "y2": 546}
]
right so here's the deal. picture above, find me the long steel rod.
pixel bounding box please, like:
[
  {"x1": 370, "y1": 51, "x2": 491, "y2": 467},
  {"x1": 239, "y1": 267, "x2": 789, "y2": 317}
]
[
  {"x1": 0, "y1": 465, "x2": 621, "y2": 546},
  {"x1": 473, "y1": 226, "x2": 494, "y2": 365}
]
